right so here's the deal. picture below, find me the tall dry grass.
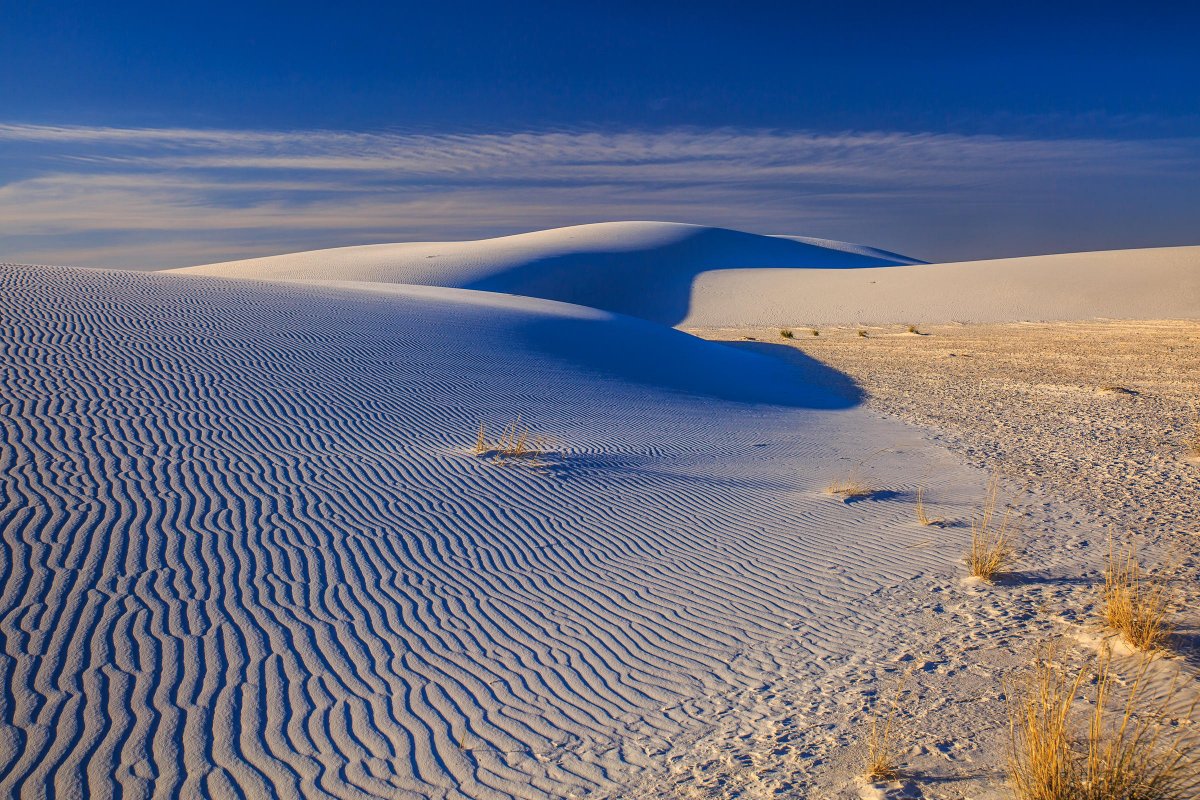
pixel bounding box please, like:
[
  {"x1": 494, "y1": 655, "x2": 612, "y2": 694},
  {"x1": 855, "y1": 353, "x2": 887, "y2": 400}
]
[
  {"x1": 1103, "y1": 540, "x2": 1174, "y2": 652},
  {"x1": 863, "y1": 670, "x2": 910, "y2": 781},
  {"x1": 1008, "y1": 647, "x2": 1199, "y2": 800},
  {"x1": 915, "y1": 486, "x2": 943, "y2": 526},
  {"x1": 966, "y1": 476, "x2": 1016, "y2": 581}
]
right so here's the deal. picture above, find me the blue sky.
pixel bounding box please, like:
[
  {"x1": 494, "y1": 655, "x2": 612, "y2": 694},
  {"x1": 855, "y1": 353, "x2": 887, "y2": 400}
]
[{"x1": 2, "y1": 2, "x2": 1198, "y2": 267}]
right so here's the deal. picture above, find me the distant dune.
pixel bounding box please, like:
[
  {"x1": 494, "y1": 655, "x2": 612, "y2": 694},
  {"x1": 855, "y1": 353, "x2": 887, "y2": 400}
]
[
  {"x1": 169, "y1": 221, "x2": 918, "y2": 324},
  {"x1": 683, "y1": 245, "x2": 1200, "y2": 326},
  {"x1": 170, "y1": 222, "x2": 1199, "y2": 326}
]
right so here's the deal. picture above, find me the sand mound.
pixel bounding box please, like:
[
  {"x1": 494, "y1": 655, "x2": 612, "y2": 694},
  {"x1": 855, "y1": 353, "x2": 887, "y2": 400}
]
[
  {"x1": 170, "y1": 224, "x2": 1197, "y2": 328},
  {"x1": 168, "y1": 221, "x2": 918, "y2": 324},
  {"x1": 0, "y1": 261, "x2": 989, "y2": 798},
  {"x1": 684, "y1": 245, "x2": 1200, "y2": 326}
]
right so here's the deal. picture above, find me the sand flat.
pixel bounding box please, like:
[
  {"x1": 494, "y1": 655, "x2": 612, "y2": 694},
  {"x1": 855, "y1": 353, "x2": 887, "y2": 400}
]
[{"x1": 692, "y1": 320, "x2": 1200, "y2": 543}]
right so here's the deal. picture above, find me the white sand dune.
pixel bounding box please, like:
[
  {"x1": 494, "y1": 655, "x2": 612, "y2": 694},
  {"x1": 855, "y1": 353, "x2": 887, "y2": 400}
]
[
  {"x1": 0, "y1": 261, "x2": 990, "y2": 799},
  {"x1": 683, "y1": 245, "x2": 1200, "y2": 326},
  {"x1": 168, "y1": 221, "x2": 918, "y2": 325},
  {"x1": 171, "y1": 224, "x2": 1198, "y2": 327},
  {"x1": 5, "y1": 223, "x2": 1195, "y2": 798}
]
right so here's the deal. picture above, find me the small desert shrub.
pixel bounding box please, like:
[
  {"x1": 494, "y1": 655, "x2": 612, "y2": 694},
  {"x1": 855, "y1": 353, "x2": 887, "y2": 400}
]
[
  {"x1": 966, "y1": 476, "x2": 1016, "y2": 581},
  {"x1": 780, "y1": 328, "x2": 794, "y2": 339},
  {"x1": 826, "y1": 475, "x2": 874, "y2": 501},
  {"x1": 863, "y1": 670, "x2": 910, "y2": 781},
  {"x1": 1008, "y1": 648, "x2": 1200, "y2": 800},
  {"x1": 857, "y1": 329, "x2": 868, "y2": 338},
  {"x1": 811, "y1": 329, "x2": 820, "y2": 336},
  {"x1": 907, "y1": 324, "x2": 921, "y2": 335},
  {"x1": 474, "y1": 418, "x2": 550, "y2": 459},
  {"x1": 1103, "y1": 540, "x2": 1173, "y2": 652},
  {"x1": 915, "y1": 486, "x2": 943, "y2": 526}
]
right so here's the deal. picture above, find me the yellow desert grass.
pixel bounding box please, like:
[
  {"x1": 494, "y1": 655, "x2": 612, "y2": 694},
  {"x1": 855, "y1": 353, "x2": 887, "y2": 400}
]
[
  {"x1": 828, "y1": 451, "x2": 889, "y2": 501},
  {"x1": 1103, "y1": 540, "x2": 1174, "y2": 652},
  {"x1": 474, "y1": 418, "x2": 550, "y2": 459},
  {"x1": 1008, "y1": 647, "x2": 1199, "y2": 800},
  {"x1": 966, "y1": 476, "x2": 1016, "y2": 581},
  {"x1": 863, "y1": 670, "x2": 910, "y2": 781},
  {"x1": 826, "y1": 476, "x2": 874, "y2": 501},
  {"x1": 914, "y1": 486, "x2": 944, "y2": 526}
]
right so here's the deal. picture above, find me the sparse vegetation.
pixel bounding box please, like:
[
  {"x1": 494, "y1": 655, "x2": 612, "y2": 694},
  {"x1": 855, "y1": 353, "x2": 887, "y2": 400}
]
[
  {"x1": 863, "y1": 670, "x2": 910, "y2": 782},
  {"x1": 474, "y1": 418, "x2": 551, "y2": 459},
  {"x1": 966, "y1": 476, "x2": 1016, "y2": 581},
  {"x1": 915, "y1": 486, "x2": 944, "y2": 526},
  {"x1": 780, "y1": 328, "x2": 794, "y2": 339},
  {"x1": 907, "y1": 324, "x2": 921, "y2": 335},
  {"x1": 811, "y1": 329, "x2": 820, "y2": 336},
  {"x1": 1103, "y1": 540, "x2": 1174, "y2": 652},
  {"x1": 826, "y1": 475, "x2": 875, "y2": 501},
  {"x1": 857, "y1": 329, "x2": 868, "y2": 338},
  {"x1": 1008, "y1": 647, "x2": 1200, "y2": 800}
]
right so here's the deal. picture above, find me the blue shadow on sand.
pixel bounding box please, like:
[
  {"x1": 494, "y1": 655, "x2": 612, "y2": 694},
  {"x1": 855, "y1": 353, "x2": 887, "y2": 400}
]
[{"x1": 520, "y1": 310, "x2": 864, "y2": 410}]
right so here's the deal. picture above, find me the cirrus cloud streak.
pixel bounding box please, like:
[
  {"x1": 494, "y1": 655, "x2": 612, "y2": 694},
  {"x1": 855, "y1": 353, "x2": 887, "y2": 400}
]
[{"x1": 1, "y1": 123, "x2": 1198, "y2": 267}]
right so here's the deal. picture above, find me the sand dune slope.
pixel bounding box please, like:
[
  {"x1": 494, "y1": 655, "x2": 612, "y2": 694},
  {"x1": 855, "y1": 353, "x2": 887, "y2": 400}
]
[
  {"x1": 0, "y1": 263, "x2": 980, "y2": 799},
  {"x1": 168, "y1": 222, "x2": 918, "y2": 324},
  {"x1": 684, "y1": 245, "x2": 1200, "y2": 326}
]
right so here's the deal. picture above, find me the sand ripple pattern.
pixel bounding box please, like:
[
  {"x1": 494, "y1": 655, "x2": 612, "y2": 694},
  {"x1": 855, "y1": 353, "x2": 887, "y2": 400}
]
[{"x1": 0, "y1": 265, "x2": 958, "y2": 799}]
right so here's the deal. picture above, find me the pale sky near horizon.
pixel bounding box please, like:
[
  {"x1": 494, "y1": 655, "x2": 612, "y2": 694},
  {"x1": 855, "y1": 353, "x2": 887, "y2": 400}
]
[{"x1": 2, "y1": 2, "x2": 1199, "y2": 267}]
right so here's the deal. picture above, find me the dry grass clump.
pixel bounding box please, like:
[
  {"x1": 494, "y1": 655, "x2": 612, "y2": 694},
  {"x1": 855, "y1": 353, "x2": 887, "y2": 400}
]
[
  {"x1": 474, "y1": 418, "x2": 551, "y2": 459},
  {"x1": 914, "y1": 486, "x2": 944, "y2": 526},
  {"x1": 863, "y1": 670, "x2": 910, "y2": 781},
  {"x1": 826, "y1": 474, "x2": 875, "y2": 501},
  {"x1": 810, "y1": 329, "x2": 820, "y2": 336},
  {"x1": 828, "y1": 452, "x2": 888, "y2": 501},
  {"x1": 907, "y1": 324, "x2": 921, "y2": 334},
  {"x1": 780, "y1": 328, "x2": 795, "y2": 339},
  {"x1": 1103, "y1": 540, "x2": 1174, "y2": 652},
  {"x1": 857, "y1": 329, "x2": 868, "y2": 338},
  {"x1": 1008, "y1": 648, "x2": 1199, "y2": 800},
  {"x1": 966, "y1": 476, "x2": 1017, "y2": 581}
]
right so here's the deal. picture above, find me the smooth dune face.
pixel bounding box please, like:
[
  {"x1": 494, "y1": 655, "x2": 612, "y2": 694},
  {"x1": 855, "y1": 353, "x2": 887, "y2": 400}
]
[
  {"x1": 684, "y1": 246, "x2": 1200, "y2": 326},
  {"x1": 168, "y1": 221, "x2": 918, "y2": 325},
  {"x1": 170, "y1": 223, "x2": 1199, "y2": 327},
  {"x1": 0, "y1": 262, "x2": 979, "y2": 798}
]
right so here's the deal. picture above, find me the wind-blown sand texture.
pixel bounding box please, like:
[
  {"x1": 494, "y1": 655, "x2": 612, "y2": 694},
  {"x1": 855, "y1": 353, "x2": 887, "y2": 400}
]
[
  {"x1": 0, "y1": 261, "x2": 1003, "y2": 799},
  {"x1": 2, "y1": 222, "x2": 1198, "y2": 799}
]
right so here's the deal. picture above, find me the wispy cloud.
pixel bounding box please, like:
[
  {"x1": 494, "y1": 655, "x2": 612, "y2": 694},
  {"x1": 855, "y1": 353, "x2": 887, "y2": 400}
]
[{"x1": 2, "y1": 123, "x2": 1198, "y2": 267}]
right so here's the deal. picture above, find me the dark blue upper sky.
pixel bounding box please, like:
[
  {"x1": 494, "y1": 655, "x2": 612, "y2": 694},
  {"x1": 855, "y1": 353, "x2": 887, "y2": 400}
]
[
  {"x1": 6, "y1": 1, "x2": 1198, "y2": 135},
  {"x1": 2, "y1": 2, "x2": 1199, "y2": 266}
]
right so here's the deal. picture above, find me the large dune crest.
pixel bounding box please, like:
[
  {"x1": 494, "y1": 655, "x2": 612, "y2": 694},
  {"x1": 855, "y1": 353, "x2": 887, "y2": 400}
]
[
  {"x1": 168, "y1": 221, "x2": 919, "y2": 324},
  {"x1": 170, "y1": 223, "x2": 1199, "y2": 326}
]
